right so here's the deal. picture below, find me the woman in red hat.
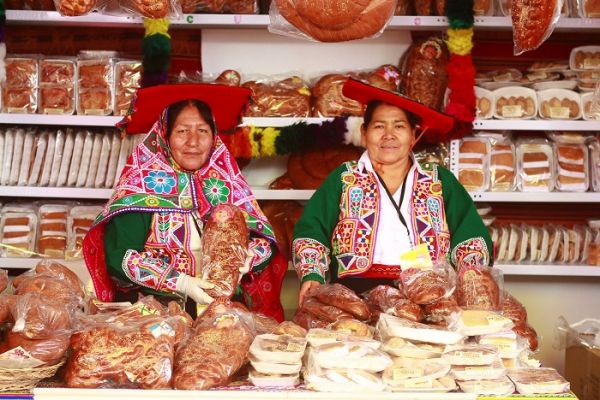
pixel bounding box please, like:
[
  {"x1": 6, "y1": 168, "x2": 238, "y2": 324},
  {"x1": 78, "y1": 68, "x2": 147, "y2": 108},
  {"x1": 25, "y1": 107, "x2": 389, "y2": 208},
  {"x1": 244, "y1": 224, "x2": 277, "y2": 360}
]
[
  {"x1": 293, "y1": 79, "x2": 493, "y2": 305},
  {"x1": 83, "y1": 84, "x2": 286, "y2": 321}
]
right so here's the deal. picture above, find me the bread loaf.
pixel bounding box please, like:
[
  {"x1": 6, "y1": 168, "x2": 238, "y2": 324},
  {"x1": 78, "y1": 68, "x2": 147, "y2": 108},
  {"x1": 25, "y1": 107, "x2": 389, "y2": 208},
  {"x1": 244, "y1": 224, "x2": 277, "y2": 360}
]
[
  {"x1": 512, "y1": 0, "x2": 557, "y2": 53},
  {"x1": 456, "y1": 266, "x2": 500, "y2": 311},
  {"x1": 1, "y1": 331, "x2": 70, "y2": 365},
  {"x1": 40, "y1": 59, "x2": 75, "y2": 85},
  {"x1": 10, "y1": 292, "x2": 73, "y2": 339},
  {"x1": 400, "y1": 37, "x2": 449, "y2": 110},
  {"x1": 301, "y1": 297, "x2": 354, "y2": 323},
  {"x1": 292, "y1": 309, "x2": 329, "y2": 330},
  {"x1": 423, "y1": 295, "x2": 460, "y2": 325},
  {"x1": 311, "y1": 283, "x2": 371, "y2": 321},
  {"x1": 501, "y1": 292, "x2": 527, "y2": 325},
  {"x1": 400, "y1": 269, "x2": 448, "y2": 305},
  {"x1": 275, "y1": 0, "x2": 396, "y2": 42},
  {"x1": 198, "y1": 204, "x2": 248, "y2": 298},
  {"x1": 242, "y1": 76, "x2": 311, "y2": 117},
  {"x1": 174, "y1": 302, "x2": 254, "y2": 390},
  {"x1": 57, "y1": 0, "x2": 96, "y2": 15}
]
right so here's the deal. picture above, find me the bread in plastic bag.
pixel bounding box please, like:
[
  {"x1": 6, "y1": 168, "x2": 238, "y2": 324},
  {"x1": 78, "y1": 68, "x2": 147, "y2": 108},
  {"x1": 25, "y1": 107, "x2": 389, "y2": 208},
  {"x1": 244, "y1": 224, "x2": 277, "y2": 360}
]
[
  {"x1": 423, "y1": 294, "x2": 460, "y2": 325},
  {"x1": 173, "y1": 300, "x2": 255, "y2": 390},
  {"x1": 197, "y1": 204, "x2": 248, "y2": 298},
  {"x1": 501, "y1": 291, "x2": 527, "y2": 326},
  {"x1": 0, "y1": 269, "x2": 7, "y2": 293},
  {"x1": 182, "y1": 0, "x2": 258, "y2": 14},
  {"x1": 383, "y1": 356, "x2": 450, "y2": 389},
  {"x1": 507, "y1": 367, "x2": 569, "y2": 394},
  {"x1": 312, "y1": 341, "x2": 392, "y2": 372},
  {"x1": 115, "y1": 0, "x2": 181, "y2": 18},
  {"x1": 249, "y1": 333, "x2": 307, "y2": 364},
  {"x1": 513, "y1": 323, "x2": 539, "y2": 351},
  {"x1": 399, "y1": 261, "x2": 457, "y2": 305},
  {"x1": 66, "y1": 205, "x2": 102, "y2": 259},
  {"x1": 8, "y1": 128, "x2": 25, "y2": 186},
  {"x1": 362, "y1": 285, "x2": 423, "y2": 322},
  {"x1": 10, "y1": 292, "x2": 76, "y2": 340},
  {"x1": 458, "y1": 137, "x2": 491, "y2": 192},
  {"x1": 457, "y1": 376, "x2": 515, "y2": 395},
  {"x1": 0, "y1": 331, "x2": 70, "y2": 366},
  {"x1": 478, "y1": 330, "x2": 528, "y2": 359},
  {"x1": 273, "y1": 320, "x2": 307, "y2": 337},
  {"x1": 449, "y1": 309, "x2": 514, "y2": 336},
  {"x1": 456, "y1": 265, "x2": 503, "y2": 311},
  {"x1": 268, "y1": 0, "x2": 397, "y2": 43},
  {"x1": 308, "y1": 283, "x2": 371, "y2": 321},
  {"x1": 377, "y1": 312, "x2": 464, "y2": 345},
  {"x1": 292, "y1": 309, "x2": 329, "y2": 330},
  {"x1": 511, "y1": 0, "x2": 562, "y2": 55},
  {"x1": 0, "y1": 209, "x2": 38, "y2": 258},
  {"x1": 242, "y1": 75, "x2": 311, "y2": 117},
  {"x1": 380, "y1": 336, "x2": 445, "y2": 358}
]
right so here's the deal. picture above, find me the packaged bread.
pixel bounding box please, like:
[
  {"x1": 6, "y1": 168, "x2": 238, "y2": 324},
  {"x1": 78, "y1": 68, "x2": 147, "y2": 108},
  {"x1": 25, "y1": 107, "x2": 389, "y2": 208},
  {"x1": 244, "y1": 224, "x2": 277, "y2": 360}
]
[
  {"x1": 38, "y1": 131, "x2": 56, "y2": 186},
  {"x1": 579, "y1": 0, "x2": 600, "y2": 17},
  {"x1": 114, "y1": 60, "x2": 141, "y2": 116},
  {"x1": 2, "y1": 87, "x2": 38, "y2": 113},
  {"x1": 242, "y1": 75, "x2": 311, "y2": 117},
  {"x1": 529, "y1": 61, "x2": 569, "y2": 72},
  {"x1": 94, "y1": 133, "x2": 112, "y2": 188},
  {"x1": 0, "y1": 331, "x2": 70, "y2": 367},
  {"x1": 382, "y1": 357, "x2": 450, "y2": 389},
  {"x1": 40, "y1": 86, "x2": 75, "y2": 115},
  {"x1": 248, "y1": 368, "x2": 299, "y2": 388},
  {"x1": 77, "y1": 58, "x2": 112, "y2": 88},
  {"x1": 104, "y1": 132, "x2": 122, "y2": 188},
  {"x1": 493, "y1": 87, "x2": 537, "y2": 119},
  {"x1": 487, "y1": 68, "x2": 523, "y2": 83},
  {"x1": 56, "y1": 0, "x2": 98, "y2": 15},
  {"x1": 303, "y1": 348, "x2": 385, "y2": 392},
  {"x1": 496, "y1": 226, "x2": 509, "y2": 263},
  {"x1": 520, "y1": 70, "x2": 561, "y2": 85},
  {"x1": 537, "y1": 89, "x2": 581, "y2": 120},
  {"x1": 380, "y1": 337, "x2": 445, "y2": 358},
  {"x1": 570, "y1": 46, "x2": 600, "y2": 71},
  {"x1": 508, "y1": 367, "x2": 570, "y2": 394},
  {"x1": 0, "y1": 210, "x2": 38, "y2": 258},
  {"x1": 249, "y1": 334, "x2": 307, "y2": 364},
  {"x1": 575, "y1": 225, "x2": 593, "y2": 264},
  {"x1": 457, "y1": 376, "x2": 515, "y2": 395},
  {"x1": 0, "y1": 130, "x2": 4, "y2": 185},
  {"x1": 450, "y1": 309, "x2": 514, "y2": 336},
  {"x1": 399, "y1": 262, "x2": 457, "y2": 305},
  {"x1": 505, "y1": 224, "x2": 521, "y2": 262},
  {"x1": 458, "y1": 137, "x2": 490, "y2": 192},
  {"x1": 517, "y1": 139, "x2": 555, "y2": 192},
  {"x1": 40, "y1": 58, "x2": 76, "y2": 85},
  {"x1": 311, "y1": 341, "x2": 392, "y2": 372},
  {"x1": 174, "y1": 301, "x2": 255, "y2": 390},
  {"x1": 377, "y1": 312, "x2": 464, "y2": 345},
  {"x1": 442, "y1": 344, "x2": 500, "y2": 366},
  {"x1": 478, "y1": 330, "x2": 525, "y2": 359},
  {"x1": 27, "y1": 130, "x2": 48, "y2": 186},
  {"x1": 77, "y1": 88, "x2": 112, "y2": 116},
  {"x1": 400, "y1": 37, "x2": 449, "y2": 111},
  {"x1": 474, "y1": 0, "x2": 494, "y2": 15},
  {"x1": 66, "y1": 205, "x2": 102, "y2": 259},
  {"x1": 516, "y1": 224, "x2": 529, "y2": 262},
  {"x1": 67, "y1": 130, "x2": 86, "y2": 187},
  {"x1": 17, "y1": 129, "x2": 36, "y2": 186},
  {"x1": 250, "y1": 355, "x2": 302, "y2": 375},
  {"x1": 0, "y1": 129, "x2": 13, "y2": 186},
  {"x1": 56, "y1": 129, "x2": 74, "y2": 187},
  {"x1": 10, "y1": 292, "x2": 75, "y2": 340},
  {"x1": 457, "y1": 265, "x2": 502, "y2": 312},
  {"x1": 511, "y1": 0, "x2": 563, "y2": 55},
  {"x1": 308, "y1": 283, "x2": 371, "y2": 321},
  {"x1": 80, "y1": 132, "x2": 101, "y2": 187},
  {"x1": 582, "y1": 92, "x2": 600, "y2": 121},
  {"x1": 37, "y1": 204, "x2": 69, "y2": 258},
  {"x1": 590, "y1": 139, "x2": 600, "y2": 192},
  {"x1": 423, "y1": 295, "x2": 460, "y2": 326},
  {"x1": 5, "y1": 57, "x2": 38, "y2": 88},
  {"x1": 554, "y1": 143, "x2": 589, "y2": 192},
  {"x1": 306, "y1": 327, "x2": 380, "y2": 349},
  {"x1": 451, "y1": 358, "x2": 506, "y2": 381},
  {"x1": 475, "y1": 87, "x2": 494, "y2": 119},
  {"x1": 538, "y1": 226, "x2": 551, "y2": 262},
  {"x1": 7, "y1": 128, "x2": 25, "y2": 186}
]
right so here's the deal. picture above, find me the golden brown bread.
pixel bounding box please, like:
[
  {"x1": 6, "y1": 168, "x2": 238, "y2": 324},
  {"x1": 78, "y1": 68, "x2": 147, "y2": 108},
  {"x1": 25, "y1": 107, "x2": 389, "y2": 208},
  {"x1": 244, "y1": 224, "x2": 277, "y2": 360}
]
[
  {"x1": 512, "y1": 0, "x2": 557, "y2": 53},
  {"x1": 1, "y1": 331, "x2": 70, "y2": 365},
  {"x1": 312, "y1": 283, "x2": 371, "y2": 321},
  {"x1": 6, "y1": 59, "x2": 37, "y2": 87},
  {"x1": 199, "y1": 204, "x2": 248, "y2": 298},
  {"x1": 273, "y1": 321, "x2": 307, "y2": 337},
  {"x1": 287, "y1": 145, "x2": 362, "y2": 189},
  {"x1": 57, "y1": 0, "x2": 95, "y2": 15},
  {"x1": 456, "y1": 267, "x2": 500, "y2": 310},
  {"x1": 502, "y1": 292, "x2": 527, "y2": 325},
  {"x1": 9, "y1": 293, "x2": 73, "y2": 339},
  {"x1": 292, "y1": 309, "x2": 329, "y2": 330},
  {"x1": 400, "y1": 269, "x2": 448, "y2": 305},
  {"x1": 424, "y1": 295, "x2": 460, "y2": 325},
  {"x1": 275, "y1": 0, "x2": 396, "y2": 42},
  {"x1": 301, "y1": 297, "x2": 354, "y2": 323},
  {"x1": 242, "y1": 76, "x2": 311, "y2": 117}
]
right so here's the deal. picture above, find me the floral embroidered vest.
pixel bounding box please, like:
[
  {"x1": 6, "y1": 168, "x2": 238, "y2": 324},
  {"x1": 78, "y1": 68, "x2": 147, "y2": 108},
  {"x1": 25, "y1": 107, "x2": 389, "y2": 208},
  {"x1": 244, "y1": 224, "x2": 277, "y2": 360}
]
[{"x1": 331, "y1": 161, "x2": 451, "y2": 278}]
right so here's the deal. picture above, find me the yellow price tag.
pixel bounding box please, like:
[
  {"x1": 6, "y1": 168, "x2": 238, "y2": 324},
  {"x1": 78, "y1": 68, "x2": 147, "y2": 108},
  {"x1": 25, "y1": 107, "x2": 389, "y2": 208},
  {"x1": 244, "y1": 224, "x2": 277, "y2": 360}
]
[{"x1": 399, "y1": 243, "x2": 433, "y2": 270}]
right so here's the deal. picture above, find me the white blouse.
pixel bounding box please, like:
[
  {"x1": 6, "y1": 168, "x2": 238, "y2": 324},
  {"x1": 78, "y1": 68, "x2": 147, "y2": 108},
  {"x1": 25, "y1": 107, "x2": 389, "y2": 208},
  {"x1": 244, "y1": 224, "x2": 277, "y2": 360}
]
[{"x1": 357, "y1": 151, "x2": 416, "y2": 265}]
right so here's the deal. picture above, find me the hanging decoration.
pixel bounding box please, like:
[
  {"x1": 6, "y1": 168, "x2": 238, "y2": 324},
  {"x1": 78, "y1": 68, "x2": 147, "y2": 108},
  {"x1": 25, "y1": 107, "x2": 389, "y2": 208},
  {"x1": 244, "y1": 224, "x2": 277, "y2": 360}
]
[
  {"x1": 141, "y1": 18, "x2": 171, "y2": 87},
  {"x1": 444, "y1": 0, "x2": 476, "y2": 139},
  {"x1": 0, "y1": 0, "x2": 6, "y2": 84},
  {"x1": 219, "y1": 117, "x2": 357, "y2": 161}
]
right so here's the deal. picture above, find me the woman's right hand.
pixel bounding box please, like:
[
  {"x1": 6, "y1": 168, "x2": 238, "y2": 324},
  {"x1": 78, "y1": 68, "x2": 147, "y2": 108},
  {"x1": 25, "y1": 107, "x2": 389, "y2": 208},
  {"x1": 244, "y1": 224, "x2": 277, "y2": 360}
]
[{"x1": 298, "y1": 280, "x2": 322, "y2": 307}]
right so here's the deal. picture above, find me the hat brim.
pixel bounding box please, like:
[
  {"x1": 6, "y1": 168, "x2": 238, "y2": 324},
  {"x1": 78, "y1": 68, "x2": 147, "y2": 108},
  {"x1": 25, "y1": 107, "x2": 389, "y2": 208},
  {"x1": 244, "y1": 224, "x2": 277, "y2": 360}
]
[
  {"x1": 342, "y1": 78, "x2": 455, "y2": 140},
  {"x1": 121, "y1": 84, "x2": 252, "y2": 134}
]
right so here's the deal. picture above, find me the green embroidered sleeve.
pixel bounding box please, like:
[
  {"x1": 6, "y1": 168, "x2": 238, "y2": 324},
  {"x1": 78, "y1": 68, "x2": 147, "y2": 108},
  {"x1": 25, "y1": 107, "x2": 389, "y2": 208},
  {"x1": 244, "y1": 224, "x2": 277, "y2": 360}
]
[
  {"x1": 437, "y1": 166, "x2": 494, "y2": 268},
  {"x1": 104, "y1": 211, "x2": 152, "y2": 285},
  {"x1": 292, "y1": 164, "x2": 346, "y2": 284}
]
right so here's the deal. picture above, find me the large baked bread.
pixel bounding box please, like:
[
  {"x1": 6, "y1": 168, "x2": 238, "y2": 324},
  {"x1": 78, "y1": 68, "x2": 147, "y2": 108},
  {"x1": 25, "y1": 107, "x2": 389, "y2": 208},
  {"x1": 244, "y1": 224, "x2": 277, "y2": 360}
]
[
  {"x1": 311, "y1": 283, "x2": 371, "y2": 321},
  {"x1": 242, "y1": 76, "x2": 311, "y2": 117},
  {"x1": 173, "y1": 301, "x2": 255, "y2": 390},
  {"x1": 198, "y1": 204, "x2": 249, "y2": 298},
  {"x1": 287, "y1": 145, "x2": 362, "y2": 189},
  {"x1": 456, "y1": 266, "x2": 501, "y2": 311},
  {"x1": 275, "y1": 0, "x2": 396, "y2": 42}
]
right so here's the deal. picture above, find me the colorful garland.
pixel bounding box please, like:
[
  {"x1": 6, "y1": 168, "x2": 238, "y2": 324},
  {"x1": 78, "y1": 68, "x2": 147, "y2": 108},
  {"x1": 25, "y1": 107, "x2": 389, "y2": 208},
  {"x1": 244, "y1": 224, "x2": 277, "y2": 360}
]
[
  {"x1": 0, "y1": 0, "x2": 5, "y2": 84},
  {"x1": 141, "y1": 18, "x2": 171, "y2": 87},
  {"x1": 220, "y1": 117, "x2": 361, "y2": 161},
  {"x1": 444, "y1": 0, "x2": 476, "y2": 139}
]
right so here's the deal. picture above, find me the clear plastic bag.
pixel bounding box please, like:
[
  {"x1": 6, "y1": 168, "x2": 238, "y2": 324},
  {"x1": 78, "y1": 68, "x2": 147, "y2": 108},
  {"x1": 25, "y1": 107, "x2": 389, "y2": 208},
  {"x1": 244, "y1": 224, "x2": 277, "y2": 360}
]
[
  {"x1": 66, "y1": 205, "x2": 103, "y2": 260},
  {"x1": 458, "y1": 137, "x2": 491, "y2": 192},
  {"x1": 174, "y1": 300, "x2": 256, "y2": 390},
  {"x1": 476, "y1": 132, "x2": 516, "y2": 192},
  {"x1": 312, "y1": 341, "x2": 392, "y2": 372},
  {"x1": 0, "y1": 331, "x2": 70, "y2": 367},
  {"x1": 553, "y1": 142, "x2": 589, "y2": 192},
  {"x1": 308, "y1": 283, "x2": 371, "y2": 321},
  {"x1": 37, "y1": 204, "x2": 69, "y2": 258},
  {"x1": 377, "y1": 312, "x2": 465, "y2": 345},
  {"x1": 449, "y1": 309, "x2": 514, "y2": 336},
  {"x1": 399, "y1": 261, "x2": 457, "y2": 306},
  {"x1": 516, "y1": 138, "x2": 555, "y2": 192},
  {"x1": 508, "y1": 367, "x2": 570, "y2": 394},
  {"x1": 268, "y1": 0, "x2": 397, "y2": 42},
  {"x1": 511, "y1": 0, "x2": 563, "y2": 55},
  {"x1": 116, "y1": 0, "x2": 181, "y2": 18},
  {"x1": 273, "y1": 320, "x2": 307, "y2": 337},
  {"x1": 502, "y1": 291, "x2": 527, "y2": 326},
  {"x1": 0, "y1": 269, "x2": 7, "y2": 293},
  {"x1": 114, "y1": 60, "x2": 141, "y2": 116},
  {"x1": 0, "y1": 208, "x2": 38, "y2": 258},
  {"x1": 456, "y1": 265, "x2": 503, "y2": 311},
  {"x1": 17, "y1": 129, "x2": 36, "y2": 186},
  {"x1": 10, "y1": 292, "x2": 76, "y2": 339},
  {"x1": 242, "y1": 74, "x2": 311, "y2": 117},
  {"x1": 383, "y1": 357, "x2": 450, "y2": 389},
  {"x1": 197, "y1": 204, "x2": 248, "y2": 299},
  {"x1": 442, "y1": 343, "x2": 500, "y2": 366}
]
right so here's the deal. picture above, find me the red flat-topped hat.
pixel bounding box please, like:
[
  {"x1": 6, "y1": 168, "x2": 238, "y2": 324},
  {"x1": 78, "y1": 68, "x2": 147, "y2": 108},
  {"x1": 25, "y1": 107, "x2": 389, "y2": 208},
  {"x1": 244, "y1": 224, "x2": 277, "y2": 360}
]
[
  {"x1": 119, "y1": 83, "x2": 252, "y2": 134},
  {"x1": 342, "y1": 78, "x2": 455, "y2": 140}
]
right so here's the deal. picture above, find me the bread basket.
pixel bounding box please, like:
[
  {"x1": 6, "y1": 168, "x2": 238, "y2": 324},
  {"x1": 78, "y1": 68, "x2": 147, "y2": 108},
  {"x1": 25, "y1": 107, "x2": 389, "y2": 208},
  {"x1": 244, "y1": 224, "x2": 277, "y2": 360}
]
[{"x1": 0, "y1": 359, "x2": 65, "y2": 392}]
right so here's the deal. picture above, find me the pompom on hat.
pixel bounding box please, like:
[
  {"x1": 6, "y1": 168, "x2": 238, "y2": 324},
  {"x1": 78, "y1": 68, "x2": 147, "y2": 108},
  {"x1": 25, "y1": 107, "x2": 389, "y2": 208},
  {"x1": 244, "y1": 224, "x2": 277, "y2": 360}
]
[
  {"x1": 118, "y1": 83, "x2": 252, "y2": 134},
  {"x1": 342, "y1": 78, "x2": 456, "y2": 143}
]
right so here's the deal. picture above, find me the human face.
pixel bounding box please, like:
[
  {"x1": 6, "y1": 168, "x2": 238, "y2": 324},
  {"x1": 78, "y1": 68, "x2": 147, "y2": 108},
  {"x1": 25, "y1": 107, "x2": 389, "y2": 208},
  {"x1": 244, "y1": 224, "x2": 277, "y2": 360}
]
[
  {"x1": 168, "y1": 105, "x2": 214, "y2": 171},
  {"x1": 361, "y1": 103, "x2": 416, "y2": 170}
]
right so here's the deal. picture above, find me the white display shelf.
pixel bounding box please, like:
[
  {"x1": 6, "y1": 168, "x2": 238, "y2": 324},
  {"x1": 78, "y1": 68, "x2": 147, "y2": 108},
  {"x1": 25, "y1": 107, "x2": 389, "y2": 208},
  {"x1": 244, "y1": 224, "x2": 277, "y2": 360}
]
[
  {"x1": 0, "y1": 113, "x2": 121, "y2": 127},
  {"x1": 33, "y1": 388, "x2": 480, "y2": 400},
  {"x1": 2, "y1": 186, "x2": 599, "y2": 202},
  {"x1": 0, "y1": 186, "x2": 315, "y2": 200},
  {"x1": 473, "y1": 119, "x2": 600, "y2": 131},
  {"x1": 496, "y1": 264, "x2": 600, "y2": 277},
  {"x1": 468, "y1": 191, "x2": 600, "y2": 203},
  {"x1": 6, "y1": 11, "x2": 600, "y2": 31}
]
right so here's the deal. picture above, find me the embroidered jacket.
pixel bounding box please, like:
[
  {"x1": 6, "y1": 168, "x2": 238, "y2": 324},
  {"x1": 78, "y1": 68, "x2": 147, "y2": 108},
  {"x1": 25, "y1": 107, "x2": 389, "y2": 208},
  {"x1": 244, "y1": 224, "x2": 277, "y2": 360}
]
[{"x1": 292, "y1": 159, "x2": 493, "y2": 283}]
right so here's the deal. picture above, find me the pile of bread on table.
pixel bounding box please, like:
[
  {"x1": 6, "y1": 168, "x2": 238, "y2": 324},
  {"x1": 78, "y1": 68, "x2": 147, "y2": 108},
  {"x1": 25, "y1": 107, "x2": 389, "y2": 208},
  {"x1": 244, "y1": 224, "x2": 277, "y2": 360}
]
[{"x1": 0, "y1": 255, "x2": 571, "y2": 394}]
